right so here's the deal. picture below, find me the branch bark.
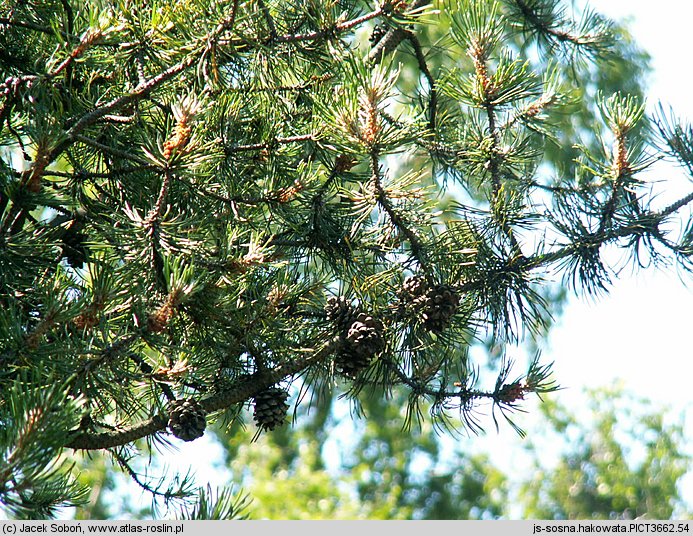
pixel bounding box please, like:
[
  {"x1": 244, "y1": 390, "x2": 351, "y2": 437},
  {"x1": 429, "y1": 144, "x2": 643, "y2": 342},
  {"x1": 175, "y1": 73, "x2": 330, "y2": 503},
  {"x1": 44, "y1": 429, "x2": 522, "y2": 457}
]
[{"x1": 65, "y1": 339, "x2": 337, "y2": 450}]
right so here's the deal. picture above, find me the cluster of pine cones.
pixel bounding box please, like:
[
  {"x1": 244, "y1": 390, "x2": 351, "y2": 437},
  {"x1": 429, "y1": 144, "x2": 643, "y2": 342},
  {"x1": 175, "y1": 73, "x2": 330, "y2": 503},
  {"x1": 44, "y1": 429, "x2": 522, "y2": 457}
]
[
  {"x1": 324, "y1": 276, "x2": 460, "y2": 376},
  {"x1": 167, "y1": 388, "x2": 291, "y2": 440},
  {"x1": 167, "y1": 275, "x2": 460, "y2": 441},
  {"x1": 324, "y1": 296, "x2": 386, "y2": 378},
  {"x1": 397, "y1": 276, "x2": 460, "y2": 333}
]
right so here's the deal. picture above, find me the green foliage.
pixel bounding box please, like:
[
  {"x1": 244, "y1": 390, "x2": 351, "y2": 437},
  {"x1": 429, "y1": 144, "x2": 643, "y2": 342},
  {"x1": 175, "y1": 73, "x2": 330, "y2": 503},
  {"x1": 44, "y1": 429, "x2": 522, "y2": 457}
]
[
  {"x1": 0, "y1": 374, "x2": 88, "y2": 518},
  {"x1": 0, "y1": 0, "x2": 689, "y2": 519},
  {"x1": 177, "y1": 486, "x2": 251, "y2": 520},
  {"x1": 217, "y1": 387, "x2": 509, "y2": 519},
  {"x1": 213, "y1": 386, "x2": 689, "y2": 520},
  {"x1": 519, "y1": 387, "x2": 690, "y2": 519}
]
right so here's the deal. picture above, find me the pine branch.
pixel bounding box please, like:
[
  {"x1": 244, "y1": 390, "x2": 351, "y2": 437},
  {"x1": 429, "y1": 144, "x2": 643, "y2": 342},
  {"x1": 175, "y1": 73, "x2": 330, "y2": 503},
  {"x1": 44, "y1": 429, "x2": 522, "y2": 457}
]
[
  {"x1": 3, "y1": 0, "x2": 692, "y2": 512},
  {"x1": 404, "y1": 30, "x2": 437, "y2": 131},
  {"x1": 225, "y1": 133, "x2": 315, "y2": 153},
  {"x1": 44, "y1": 165, "x2": 159, "y2": 179},
  {"x1": 511, "y1": 0, "x2": 577, "y2": 44},
  {"x1": 65, "y1": 339, "x2": 338, "y2": 450},
  {"x1": 111, "y1": 450, "x2": 188, "y2": 500},
  {"x1": 369, "y1": 150, "x2": 433, "y2": 278},
  {"x1": 476, "y1": 50, "x2": 525, "y2": 258},
  {"x1": 509, "y1": 0, "x2": 612, "y2": 57},
  {"x1": 273, "y1": 8, "x2": 384, "y2": 44},
  {"x1": 74, "y1": 135, "x2": 152, "y2": 166},
  {"x1": 256, "y1": 0, "x2": 278, "y2": 40},
  {"x1": 1, "y1": 4, "x2": 382, "y2": 239},
  {"x1": 368, "y1": 0, "x2": 432, "y2": 64},
  {"x1": 0, "y1": 16, "x2": 74, "y2": 39}
]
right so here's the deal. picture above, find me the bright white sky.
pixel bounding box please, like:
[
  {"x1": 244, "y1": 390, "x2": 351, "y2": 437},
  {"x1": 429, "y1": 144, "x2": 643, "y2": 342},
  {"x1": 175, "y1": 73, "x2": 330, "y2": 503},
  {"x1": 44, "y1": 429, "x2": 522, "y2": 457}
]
[{"x1": 559, "y1": 5, "x2": 693, "y2": 397}]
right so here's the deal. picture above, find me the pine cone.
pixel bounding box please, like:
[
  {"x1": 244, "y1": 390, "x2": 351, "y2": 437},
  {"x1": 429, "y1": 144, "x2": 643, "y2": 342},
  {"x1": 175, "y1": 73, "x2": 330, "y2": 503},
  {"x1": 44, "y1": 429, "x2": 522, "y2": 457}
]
[
  {"x1": 336, "y1": 313, "x2": 385, "y2": 377},
  {"x1": 253, "y1": 387, "x2": 289, "y2": 432},
  {"x1": 61, "y1": 227, "x2": 88, "y2": 269},
  {"x1": 421, "y1": 285, "x2": 460, "y2": 332},
  {"x1": 336, "y1": 347, "x2": 373, "y2": 378},
  {"x1": 399, "y1": 276, "x2": 459, "y2": 332},
  {"x1": 324, "y1": 296, "x2": 355, "y2": 329},
  {"x1": 398, "y1": 275, "x2": 427, "y2": 304},
  {"x1": 346, "y1": 313, "x2": 385, "y2": 354},
  {"x1": 167, "y1": 398, "x2": 206, "y2": 442},
  {"x1": 498, "y1": 382, "x2": 526, "y2": 403},
  {"x1": 369, "y1": 24, "x2": 388, "y2": 47}
]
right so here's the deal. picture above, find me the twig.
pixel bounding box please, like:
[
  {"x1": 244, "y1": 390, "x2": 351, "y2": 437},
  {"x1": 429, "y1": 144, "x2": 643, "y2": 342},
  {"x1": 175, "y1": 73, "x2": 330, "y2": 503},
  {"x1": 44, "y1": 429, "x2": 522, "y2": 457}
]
[
  {"x1": 112, "y1": 450, "x2": 188, "y2": 500},
  {"x1": 74, "y1": 135, "x2": 151, "y2": 166},
  {"x1": 368, "y1": 0, "x2": 432, "y2": 65},
  {"x1": 274, "y1": 8, "x2": 383, "y2": 44},
  {"x1": 656, "y1": 189, "x2": 693, "y2": 219},
  {"x1": 404, "y1": 30, "x2": 437, "y2": 131},
  {"x1": 512, "y1": 0, "x2": 597, "y2": 48},
  {"x1": 369, "y1": 150, "x2": 433, "y2": 278},
  {"x1": 144, "y1": 169, "x2": 174, "y2": 288},
  {"x1": 225, "y1": 133, "x2": 314, "y2": 154},
  {"x1": 257, "y1": 0, "x2": 277, "y2": 39},
  {"x1": 0, "y1": 17, "x2": 73, "y2": 40}
]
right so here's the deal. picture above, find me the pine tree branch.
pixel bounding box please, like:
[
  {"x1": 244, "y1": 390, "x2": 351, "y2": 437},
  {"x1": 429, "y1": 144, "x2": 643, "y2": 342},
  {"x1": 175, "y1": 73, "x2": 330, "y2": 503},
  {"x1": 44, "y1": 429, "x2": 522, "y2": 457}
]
[
  {"x1": 403, "y1": 30, "x2": 437, "y2": 131},
  {"x1": 368, "y1": 0, "x2": 432, "y2": 65},
  {"x1": 143, "y1": 169, "x2": 173, "y2": 289},
  {"x1": 274, "y1": 8, "x2": 384, "y2": 44},
  {"x1": 369, "y1": 150, "x2": 433, "y2": 277},
  {"x1": 256, "y1": 0, "x2": 278, "y2": 40},
  {"x1": 484, "y1": 79, "x2": 524, "y2": 259},
  {"x1": 70, "y1": 334, "x2": 141, "y2": 389},
  {"x1": 1, "y1": 5, "x2": 380, "y2": 239},
  {"x1": 74, "y1": 135, "x2": 152, "y2": 166},
  {"x1": 65, "y1": 339, "x2": 338, "y2": 450},
  {"x1": 510, "y1": 0, "x2": 607, "y2": 52},
  {"x1": 519, "y1": 211, "x2": 675, "y2": 273},
  {"x1": 451, "y1": 193, "x2": 693, "y2": 296},
  {"x1": 44, "y1": 165, "x2": 159, "y2": 179},
  {"x1": 511, "y1": 0, "x2": 575, "y2": 44},
  {"x1": 0, "y1": 17, "x2": 73, "y2": 39},
  {"x1": 50, "y1": 0, "x2": 241, "y2": 164},
  {"x1": 656, "y1": 189, "x2": 693, "y2": 219},
  {"x1": 225, "y1": 134, "x2": 314, "y2": 154},
  {"x1": 382, "y1": 356, "x2": 488, "y2": 402},
  {"x1": 59, "y1": 59, "x2": 197, "y2": 154}
]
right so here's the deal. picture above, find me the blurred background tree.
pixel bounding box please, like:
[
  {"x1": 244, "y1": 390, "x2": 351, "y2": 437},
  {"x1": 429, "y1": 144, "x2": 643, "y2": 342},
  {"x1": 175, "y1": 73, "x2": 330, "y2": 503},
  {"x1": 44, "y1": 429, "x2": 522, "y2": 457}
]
[{"x1": 519, "y1": 387, "x2": 689, "y2": 520}]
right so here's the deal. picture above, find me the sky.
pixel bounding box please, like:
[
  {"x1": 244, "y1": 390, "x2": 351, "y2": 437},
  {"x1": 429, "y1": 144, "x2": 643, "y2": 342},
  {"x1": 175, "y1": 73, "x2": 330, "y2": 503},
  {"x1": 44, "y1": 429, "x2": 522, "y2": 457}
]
[{"x1": 564, "y1": 4, "x2": 693, "y2": 397}]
